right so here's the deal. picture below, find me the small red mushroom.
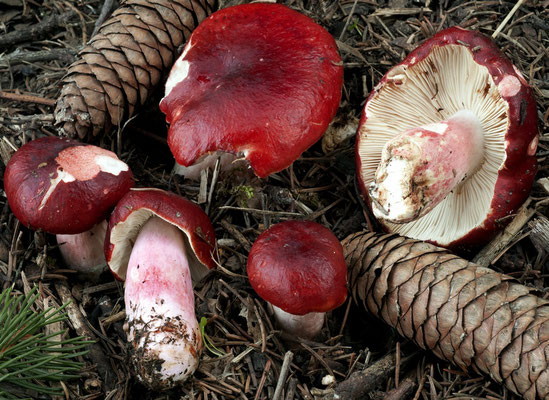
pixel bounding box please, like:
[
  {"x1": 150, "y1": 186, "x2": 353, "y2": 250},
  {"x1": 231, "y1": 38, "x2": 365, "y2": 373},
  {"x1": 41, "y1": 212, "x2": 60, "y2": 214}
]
[
  {"x1": 247, "y1": 220, "x2": 348, "y2": 339},
  {"x1": 4, "y1": 137, "x2": 133, "y2": 275},
  {"x1": 160, "y1": 3, "x2": 344, "y2": 179},
  {"x1": 355, "y1": 27, "x2": 538, "y2": 252},
  {"x1": 104, "y1": 188, "x2": 216, "y2": 389}
]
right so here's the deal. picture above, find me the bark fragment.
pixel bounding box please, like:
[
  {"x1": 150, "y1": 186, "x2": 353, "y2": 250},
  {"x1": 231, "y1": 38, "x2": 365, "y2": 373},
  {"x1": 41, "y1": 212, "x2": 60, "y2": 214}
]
[
  {"x1": 54, "y1": 0, "x2": 217, "y2": 140},
  {"x1": 343, "y1": 231, "x2": 549, "y2": 400}
]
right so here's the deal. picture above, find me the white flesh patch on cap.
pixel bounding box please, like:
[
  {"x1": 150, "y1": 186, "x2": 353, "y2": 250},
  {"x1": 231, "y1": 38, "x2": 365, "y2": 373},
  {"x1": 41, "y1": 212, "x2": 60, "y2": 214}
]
[
  {"x1": 108, "y1": 208, "x2": 209, "y2": 284},
  {"x1": 56, "y1": 145, "x2": 128, "y2": 181},
  {"x1": 164, "y1": 39, "x2": 193, "y2": 99},
  {"x1": 358, "y1": 45, "x2": 508, "y2": 245},
  {"x1": 39, "y1": 169, "x2": 76, "y2": 210},
  {"x1": 497, "y1": 75, "x2": 521, "y2": 97},
  {"x1": 94, "y1": 155, "x2": 129, "y2": 176},
  {"x1": 40, "y1": 147, "x2": 128, "y2": 211}
]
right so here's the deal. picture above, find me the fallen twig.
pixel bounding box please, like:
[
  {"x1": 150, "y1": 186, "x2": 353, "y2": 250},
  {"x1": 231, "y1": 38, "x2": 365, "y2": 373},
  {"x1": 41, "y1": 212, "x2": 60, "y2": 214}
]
[
  {"x1": 54, "y1": 281, "x2": 116, "y2": 392},
  {"x1": 272, "y1": 350, "x2": 293, "y2": 400},
  {"x1": 332, "y1": 351, "x2": 415, "y2": 399},
  {"x1": 0, "y1": 91, "x2": 56, "y2": 107},
  {"x1": 492, "y1": 0, "x2": 526, "y2": 38},
  {"x1": 472, "y1": 198, "x2": 535, "y2": 268},
  {"x1": 0, "y1": 12, "x2": 76, "y2": 47}
]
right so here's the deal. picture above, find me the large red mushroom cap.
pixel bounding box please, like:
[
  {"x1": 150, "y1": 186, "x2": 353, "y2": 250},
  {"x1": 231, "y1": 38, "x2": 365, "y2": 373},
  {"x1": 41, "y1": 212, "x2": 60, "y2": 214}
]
[
  {"x1": 247, "y1": 220, "x2": 348, "y2": 316},
  {"x1": 355, "y1": 26, "x2": 538, "y2": 252},
  {"x1": 160, "y1": 3, "x2": 344, "y2": 178},
  {"x1": 105, "y1": 188, "x2": 216, "y2": 282},
  {"x1": 4, "y1": 136, "x2": 134, "y2": 234}
]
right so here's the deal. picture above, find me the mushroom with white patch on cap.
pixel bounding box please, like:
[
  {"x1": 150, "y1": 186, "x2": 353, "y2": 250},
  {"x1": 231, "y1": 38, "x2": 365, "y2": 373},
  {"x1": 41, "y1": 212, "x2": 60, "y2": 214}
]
[
  {"x1": 104, "y1": 188, "x2": 217, "y2": 390},
  {"x1": 4, "y1": 137, "x2": 133, "y2": 277},
  {"x1": 159, "y1": 3, "x2": 344, "y2": 180},
  {"x1": 356, "y1": 26, "x2": 539, "y2": 252}
]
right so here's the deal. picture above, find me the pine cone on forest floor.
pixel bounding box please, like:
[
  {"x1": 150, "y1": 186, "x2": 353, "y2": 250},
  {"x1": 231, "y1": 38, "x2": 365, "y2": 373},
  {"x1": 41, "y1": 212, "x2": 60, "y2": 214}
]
[
  {"x1": 343, "y1": 231, "x2": 549, "y2": 400},
  {"x1": 54, "y1": 0, "x2": 217, "y2": 140}
]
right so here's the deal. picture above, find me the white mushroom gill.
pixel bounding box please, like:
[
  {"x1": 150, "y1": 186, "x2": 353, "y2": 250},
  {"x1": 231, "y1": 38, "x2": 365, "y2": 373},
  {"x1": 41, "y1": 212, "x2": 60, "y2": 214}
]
[
  {"x1": 108, "y1": 207, "x2": 210, "y2": 284},
  {"x1": 358, "y1": 44, "x2": 508, "y2": 245}
]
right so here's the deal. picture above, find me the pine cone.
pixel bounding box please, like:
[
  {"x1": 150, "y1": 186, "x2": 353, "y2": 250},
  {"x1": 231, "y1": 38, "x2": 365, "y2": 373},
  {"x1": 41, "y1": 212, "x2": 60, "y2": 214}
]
[
  {"x1": 54, "y1": 0, "x2": 217, "y2": 140},
  {"x1": 343, "y1": 231, "x2": 549, "y2": 400}
]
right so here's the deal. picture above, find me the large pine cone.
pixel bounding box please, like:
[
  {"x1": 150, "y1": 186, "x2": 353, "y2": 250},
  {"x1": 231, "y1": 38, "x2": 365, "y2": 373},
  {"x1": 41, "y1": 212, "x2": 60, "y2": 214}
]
[
  {"x1": 344, "y1": 231, "x2": 549, "y2": 400},
  {"x1": 54, "y1": 0, "x2": 217, "y2": 140}
]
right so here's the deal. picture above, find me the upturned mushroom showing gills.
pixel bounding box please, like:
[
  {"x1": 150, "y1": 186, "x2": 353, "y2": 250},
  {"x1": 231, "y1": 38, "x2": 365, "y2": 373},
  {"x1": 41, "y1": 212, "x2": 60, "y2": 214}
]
[
  {"x1": 356, "y1": 27, "x2": 538, "y2": 251},
  {"x1": 4, "y1": 137, "x2": 133, "y2": 276},
  {"x1": 247, "y1": 220, "x2": 348, "y2": 339},
  {"x1": 160, "y1": 3, "x2": 344, "y2": 179},
  {"x1": 104, "y1": 188, "x2": 216, "y2": 390}
]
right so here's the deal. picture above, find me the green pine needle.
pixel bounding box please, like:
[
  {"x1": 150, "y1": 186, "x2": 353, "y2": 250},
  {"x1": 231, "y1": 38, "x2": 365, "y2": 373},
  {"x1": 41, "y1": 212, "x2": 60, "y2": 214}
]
[
  {"x1": 0, "y1": 285, "x2": 92, "y2": 399},
  {"x1": 199, "y1": 317, "x2": 225, "y2": 357}
]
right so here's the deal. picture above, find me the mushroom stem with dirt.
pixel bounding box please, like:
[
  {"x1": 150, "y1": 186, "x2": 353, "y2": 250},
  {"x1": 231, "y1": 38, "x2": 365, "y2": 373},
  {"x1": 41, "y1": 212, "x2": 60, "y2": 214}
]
[
  {"x1": 104, "y1": 188, "x2": 217, "y2": 389},
  {"x1": 356, "y1": 26, "x2": 538, "y2": 251},
  {"x1": 125, "y1": 217, "x2": 199, "y2": 388},
  {"x1": 369, "y1": 109, "x2": 484, "y2": 223},
  {"x1": 247, "y1": 220, "x2": 348, "y2": 339},
  {"x1": 343, "y1": 231, "x2": 548, "y2": 400},
  {"x1": 4, "y1": 137, "x2": 134, "y2": 277}
]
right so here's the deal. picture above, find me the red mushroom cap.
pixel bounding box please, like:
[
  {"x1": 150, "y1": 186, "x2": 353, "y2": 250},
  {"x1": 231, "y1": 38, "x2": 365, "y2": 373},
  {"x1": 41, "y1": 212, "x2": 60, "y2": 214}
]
[
  {"x1": 105, "y1": 188, "x2": 216, "y2": 281},
  {"x1": 4, "y1": 137, "x2": 134, "y2": 234},
  {"x1": 355, "y1": 26, "x2": 538, "y2": 252},
  {"x1": 247, "y1": 220, "x2": 348, "y2": 315},
  {"x1": 159, "y1": 3, "x2": 344, "y2": 178}
]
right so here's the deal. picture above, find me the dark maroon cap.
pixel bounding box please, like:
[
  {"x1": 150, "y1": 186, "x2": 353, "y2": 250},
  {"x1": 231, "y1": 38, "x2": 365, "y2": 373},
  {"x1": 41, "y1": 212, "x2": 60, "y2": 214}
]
[
  {"x1": 247, "y1": 220, "x2": 348, "y2": 315},
  {"x1": 4, "y1": 137, "x2": 134, "y2": 234}
]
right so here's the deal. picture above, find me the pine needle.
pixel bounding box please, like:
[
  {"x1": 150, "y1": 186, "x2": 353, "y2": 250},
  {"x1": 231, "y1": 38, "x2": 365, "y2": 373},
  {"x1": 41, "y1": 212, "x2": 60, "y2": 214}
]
[{"x1": 0, "y1": 285, "x2": 92, "y2": 399}]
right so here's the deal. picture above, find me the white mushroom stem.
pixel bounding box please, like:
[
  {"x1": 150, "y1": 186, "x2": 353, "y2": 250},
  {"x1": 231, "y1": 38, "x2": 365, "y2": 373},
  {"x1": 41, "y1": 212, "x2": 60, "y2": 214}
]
[
  {"x1": 173, "y1": 151, "x2": 244, "y2": 180},
  {"x1": 369, "y1": 110, "x2": 484, "y2": 223},
  {"x1": 272, "y1": 306, "x2": 325, "y2": 339},
  {"x1": 125, "y1": 216, "x2": 202, "y2": 390},
  {"x1": 56, "y1": 220, "x2": 108, "y2": 277}
]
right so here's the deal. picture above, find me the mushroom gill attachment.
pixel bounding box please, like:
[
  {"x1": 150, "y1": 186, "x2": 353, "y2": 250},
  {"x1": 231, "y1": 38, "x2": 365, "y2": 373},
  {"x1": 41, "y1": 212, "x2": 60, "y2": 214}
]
[
  {"x1": 160, "y1": 3, "x2": 344, "y2": 178},
  {"x1": 356, "y1": 27, "x2": 538, "y2": 251},
  {"x1": 247, "y1": 220, "x2": 348, "y2": 339},
  {"x1": 343, "y1": 231, "x2": 549, "y2": 400},
  {"x1": 105, "y1": 188, "x2": 216, "y2": 389}
]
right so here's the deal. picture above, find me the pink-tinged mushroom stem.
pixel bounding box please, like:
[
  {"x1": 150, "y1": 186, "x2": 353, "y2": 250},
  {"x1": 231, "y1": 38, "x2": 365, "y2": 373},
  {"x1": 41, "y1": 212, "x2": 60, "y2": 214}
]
[
  {"x1": 369, "y1": 109, "x2": 484, "y2": 223},
  {"x1": 56, "y1": 220, "x2": 108, "y2": 275},
  {"x1": 272, "y1": 306, "x2": 325, "y2": 339},
  {"x1": 124, "y1": 216, "x2": 202, "y2": 390}
]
